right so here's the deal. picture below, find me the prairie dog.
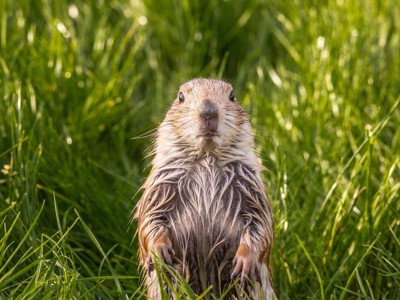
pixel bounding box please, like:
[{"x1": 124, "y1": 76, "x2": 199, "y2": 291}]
[{"x1": 135, "y1": 78, "x2": 274, "y2": 299}]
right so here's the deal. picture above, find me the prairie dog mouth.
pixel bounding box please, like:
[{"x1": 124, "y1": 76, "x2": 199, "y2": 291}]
[
  {"x1": 197, "y1": 132, "x2": 219, "y2": 139},
  {"x1": 196, "y1": 132, "x2": 219, "y2": 152},
  {"x1": 203, "y1": 131, "x2": 218, "y2": 136}
]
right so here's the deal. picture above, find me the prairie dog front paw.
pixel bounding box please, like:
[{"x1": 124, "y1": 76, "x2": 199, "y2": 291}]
[
  {"x1": 147, "y1": 235, "x2": 175, "y2": 275},
  {"x1": 231, "y1": 243, "x2": 260, "y2": 286}
]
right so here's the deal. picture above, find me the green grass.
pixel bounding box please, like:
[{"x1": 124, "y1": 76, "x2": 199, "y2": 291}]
[{"x1": 0, "y1": 0, "x2": 399, "y2": 299}]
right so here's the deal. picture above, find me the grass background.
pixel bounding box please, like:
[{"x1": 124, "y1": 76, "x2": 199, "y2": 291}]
[{"x1": 1, "y1": 0, "x2": 399, "y2": 299}]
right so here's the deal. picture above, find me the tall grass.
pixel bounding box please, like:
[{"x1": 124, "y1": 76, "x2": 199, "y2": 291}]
[{"x1": 0, "y1": 0, "x2": 399, "y2": 299}]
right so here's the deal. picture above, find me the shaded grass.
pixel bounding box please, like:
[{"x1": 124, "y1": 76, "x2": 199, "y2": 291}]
[{"x1": 0, "y1": 0, "x2": 399, "y2": 299}]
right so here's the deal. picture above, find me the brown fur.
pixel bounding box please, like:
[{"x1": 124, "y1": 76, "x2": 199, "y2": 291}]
[{"x1": 135, "y1": 79, "x2": 275, "y2": 299}]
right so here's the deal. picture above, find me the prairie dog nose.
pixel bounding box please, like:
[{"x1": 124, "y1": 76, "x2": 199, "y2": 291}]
[{"x1": 200, "y1": 99, "x2": 218, "y2": 121}]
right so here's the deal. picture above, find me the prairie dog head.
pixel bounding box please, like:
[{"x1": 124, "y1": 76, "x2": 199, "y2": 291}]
[{"x1": 155, "y1": 78, "x2": 259, "y2": 167}]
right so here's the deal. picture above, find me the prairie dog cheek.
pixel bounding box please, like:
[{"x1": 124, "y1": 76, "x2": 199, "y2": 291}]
[
  {"x1": 218, "y1": 112, "x2": 237, "y2": 144},
  {"x1": 181, "y1": 108, "x2": 202, "y2": 139}
]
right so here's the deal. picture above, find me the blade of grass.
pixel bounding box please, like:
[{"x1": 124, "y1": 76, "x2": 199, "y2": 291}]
[
  {"x1": 295, "y1": 234, "x2": 325, "y2": 300},
  {"x1": 338, "y1": 234, "x2": 380, "y2": 300},
  {"x1": 74, "y1": 209, "x2": 124, "y2": 298}
]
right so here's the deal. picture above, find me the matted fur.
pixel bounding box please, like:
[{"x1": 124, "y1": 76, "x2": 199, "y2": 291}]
[{"x1": 135, "y1": 79, "x2": 275, "y2": 299}]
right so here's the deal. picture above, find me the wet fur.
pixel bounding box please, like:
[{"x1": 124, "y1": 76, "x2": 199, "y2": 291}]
[{"x1": 135, "y1": 79, "x2": 275, "y2": 299}]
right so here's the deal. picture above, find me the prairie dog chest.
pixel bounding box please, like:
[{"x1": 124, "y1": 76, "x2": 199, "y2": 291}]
[{"x1": 168, "y1": 157, "x2": 246, "y2": 248}]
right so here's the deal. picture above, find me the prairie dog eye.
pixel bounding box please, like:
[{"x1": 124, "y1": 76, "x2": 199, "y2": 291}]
[
  {"x1": 229, "y1": 90, "x2": 235, "y2": 102},
  {"x1": 178, "y1": 92, "x2": 185, "y2": 103}
]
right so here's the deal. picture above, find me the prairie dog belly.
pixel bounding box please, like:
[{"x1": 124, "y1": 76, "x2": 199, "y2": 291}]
[{"x1": 167, "y1": 157, "x2": 246, "y2": 293}]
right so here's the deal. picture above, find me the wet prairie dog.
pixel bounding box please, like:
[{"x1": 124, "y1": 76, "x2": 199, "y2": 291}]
[{"x1": 135, "y1": 78, "x2": 274, "y2": 299}]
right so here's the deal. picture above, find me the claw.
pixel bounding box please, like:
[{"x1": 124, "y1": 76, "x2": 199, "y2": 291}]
[
  {"x1": 162, "y1": 244, "x2": 175, "y2": 265},
  {"x1": 231, "y1": 255, "x2": 243, "y2": 280}
]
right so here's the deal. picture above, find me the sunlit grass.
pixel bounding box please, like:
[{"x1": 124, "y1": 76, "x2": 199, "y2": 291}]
[{"x1": 0, "y1": 0, "x2": 399, "y2": 299}]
